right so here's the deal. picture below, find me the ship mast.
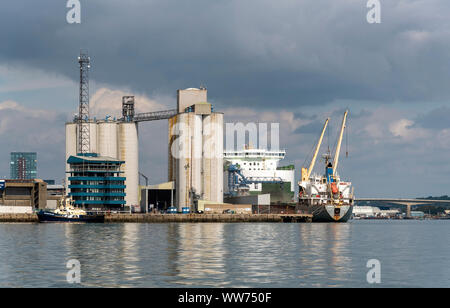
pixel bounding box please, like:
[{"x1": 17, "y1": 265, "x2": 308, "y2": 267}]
[
  {"x1": 333, "y1": 110, "x2": 348, "y2": 176},
  {"x1": 307, "y1": 118, "x2": 329, "y2": 178}
]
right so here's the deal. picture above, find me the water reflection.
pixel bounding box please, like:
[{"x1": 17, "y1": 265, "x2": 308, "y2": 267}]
[
  {"x1": 168, "y1": 224, "x2": 227, "y2": 287},
  {"x1": 0, "y1": 221, "x2": 449, "y2": 287}
]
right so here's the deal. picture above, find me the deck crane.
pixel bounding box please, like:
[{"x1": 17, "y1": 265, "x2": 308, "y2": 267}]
[
  {"x1": 301, "y1": 118, "x2": 329, "y2": 181},
  {"x1": 332, "y1": 110, "x2": 348, "y2": 176}
]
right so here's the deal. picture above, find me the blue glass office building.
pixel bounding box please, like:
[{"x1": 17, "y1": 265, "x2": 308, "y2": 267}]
[
  {"x1": 10, "y1": 152, "x2": 37, "y2": 179},
  {"x1": 67, "y1": 153, "x2": 126, "y2": 211}
]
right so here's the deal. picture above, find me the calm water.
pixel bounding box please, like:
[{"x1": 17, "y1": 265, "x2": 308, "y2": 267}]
[{"x1": 0, "y1": 220, "x2": 449, "y2": 287}]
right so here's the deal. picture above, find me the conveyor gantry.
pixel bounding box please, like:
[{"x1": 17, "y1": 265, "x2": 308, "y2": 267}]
[{"x1": 131, "y1": 109, "x2": 178, "y2": 122}]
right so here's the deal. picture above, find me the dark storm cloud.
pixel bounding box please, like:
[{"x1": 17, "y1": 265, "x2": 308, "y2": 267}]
[
  {"x1": 415, "y1": 106, "x2": 450, "y2": 130},
  {"x1": 1, "y1": 0, "x2": 450, "y2": 110}
]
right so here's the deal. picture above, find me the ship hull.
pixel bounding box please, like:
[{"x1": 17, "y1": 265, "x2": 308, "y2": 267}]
[
  {"x1": 37, "y1": 211, "x2": 104, "y2": 223},
  {"x1": 311, "y1": 204, "x2": 353, "y2": 222},
  {"x1": 297, "y1": 203, "x2": 353, "y2": 223}
]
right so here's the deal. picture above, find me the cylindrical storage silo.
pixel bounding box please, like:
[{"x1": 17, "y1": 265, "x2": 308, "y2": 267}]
[
  {"x1": 168, "y1": 115, "x2": 178, "y2": 183},
  {"x1": 88, "y1": 122, "x2": 98, "y2": 154},
  {"x1": 65, "y1": 122, "x2": 78, "y2": 193},
  {"x1": 190, "y1": 113, "x2": 203, "y2": 202},
  {"x1": 97, "y1": 121, "x2": 118, "y2": 158},
  {"x1": 174, "y1": 113, "x2": 190, "y2": 211},
  {"x1": 118, "y1": 122, "x2": 139, "y2": 209},
  {"x1": 202, "y1": 113, "x2": 224, "y2": 203},
  {"x1": 172, "y1": 113, "x2": 203, "y2": 212}
]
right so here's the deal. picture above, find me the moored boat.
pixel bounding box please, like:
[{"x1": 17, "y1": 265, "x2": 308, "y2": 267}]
[
  {"x1": 297, "y1": 111, "x2": 354, "y2": 222},
  {"x1": 37, "y1": 197, "x2": 104, "y2": 223}
]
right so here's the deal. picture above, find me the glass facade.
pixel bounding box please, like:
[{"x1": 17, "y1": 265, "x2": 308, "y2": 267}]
[
  {"x1": 10, "y1": 152, "x2": 37, "y2": 179},
  {"x1": 67, "y1": 154, "x2": 126, "y2": 211}
]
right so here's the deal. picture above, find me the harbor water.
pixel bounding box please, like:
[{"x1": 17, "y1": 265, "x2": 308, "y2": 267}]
[{"x1": 0, "y1": 220, "x2": 449, "y2": 287}]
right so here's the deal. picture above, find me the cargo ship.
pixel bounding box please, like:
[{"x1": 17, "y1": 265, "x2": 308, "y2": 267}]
[
  {"x1": 297, "y1": 111, "x2": 354, "y2": 222},
  {"x1": 37, "y1": 197, "x2": 104, "y2": 223},
  {"x1": 223, "y1": 146, "x2": 295, "y2": 203}
]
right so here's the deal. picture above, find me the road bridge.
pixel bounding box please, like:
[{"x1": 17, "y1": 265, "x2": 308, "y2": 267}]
[{"x1": 355, "y1": 198, "x2": 450, "y2": 218}]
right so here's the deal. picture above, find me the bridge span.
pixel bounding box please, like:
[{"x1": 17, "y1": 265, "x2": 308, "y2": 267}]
[{"x1": 355, "y1": 198, "x2": 450, "y2": 218}]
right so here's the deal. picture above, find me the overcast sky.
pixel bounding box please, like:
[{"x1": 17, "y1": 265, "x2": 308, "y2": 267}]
[{"x1": 1, "y1": 0, "x2": 450, "y2": 197}]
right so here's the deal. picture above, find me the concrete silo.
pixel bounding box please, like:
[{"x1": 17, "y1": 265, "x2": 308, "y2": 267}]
[
  {"x1": 170, "y1": 113, "x2": 203, "y2": 211},
  {"x1": 202, "y1": 113, "x2": 224, "y2": 204},
  {"x1": 169, "y1": 88, "x2": 224, "y2": 211},
  {"x1": 88, "y1": 122, "x2": 98, "y2": 154},
  {"x1": 168, "y1": 116, "x2": 178, "y2": 183},
  {"x1": 65, "y1": 123, "x2": 77, "y2": 192},
  {"x1": 97, "y1": 121, "x2": 118, "y2": 158},
  {"x1": 118, "y1": 122, "x2": 139, "y2": 208},
  {"x1": 65, "y1": 121, "x2": 98, "y2": 192}
]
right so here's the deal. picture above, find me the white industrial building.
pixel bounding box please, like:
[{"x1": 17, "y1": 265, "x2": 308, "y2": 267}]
[
  {"x1": 168, "y1": 88, "x2": 224, "y2": 211},
  {"x1": 66, "y1": 87, "x2": 224, "y2": 212},
  {"x1": 353, "y1": 206, "x2": 400, "y2": 218}
]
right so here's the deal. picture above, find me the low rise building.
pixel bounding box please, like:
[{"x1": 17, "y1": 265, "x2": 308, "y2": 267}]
[
  {"x1": 46, "y1": 184, "x2": 64, "y2": 209},
  {"x1": 0, "y1": 179, "x2": 47, "y2": 211},
  {"x1": 201, "y1": 203, "x2": 252, "y2": 214},
  {"x1": 353, "y1": 206, "x2": 380, "y2": 217}
]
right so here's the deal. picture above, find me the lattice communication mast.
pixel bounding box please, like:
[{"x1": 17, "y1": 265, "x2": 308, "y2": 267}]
[{"x1": 78, "y1": 51, "x2": 91, "y2": 154}]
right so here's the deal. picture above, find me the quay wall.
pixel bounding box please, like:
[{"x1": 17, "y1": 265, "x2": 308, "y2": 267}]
[
  {"x1": 0, "y1": 213, "x2": 312, "y2": 223},
  {"x1": 0, "y1": 213, "x2": 39, "y2": 222},
  {"x1": 106, "y1": 214, "x2": 312, "y2": 223}
]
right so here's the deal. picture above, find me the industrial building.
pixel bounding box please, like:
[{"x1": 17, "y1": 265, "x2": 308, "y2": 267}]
[
  {"x1": 0, "y1": 179, "x2": 65, "y2": 213},
  {"x1": 168, "y1": 88, "x2": 224, "y2": 212},
  {"x1": 0, "y1": 179, "x2": 47, "y2": 211},
  {"x1": 10, "y1": 152, "x2": 37, "y2": 180},
  {"x1": 352, "y1": 206, "x2": 401, "y2": 218},
  {"x1": 65, "y1": 53, "x2": 141, "y2": 209},
  {"x1": 140, "y1": 181, "x2": 175, "y2": 213},
  {"x1": 46, "y1": 184, "x2": 64, "y2": 209},
  {"x1": 65, "y1": 53, "x2": 225, "y2": 212},
  {"x1": 66, "y1": 117, "x2": 139, "y2": 208},
  {"x1": 66, "y1": 153, "x2": 126, "y2": 210}
]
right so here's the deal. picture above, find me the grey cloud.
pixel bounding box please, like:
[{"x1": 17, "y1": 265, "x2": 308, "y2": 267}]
[
  {"x1": 0, "y1": 103, "x2": 66, "y2": 180},
  {"x1": 414, "y1": 106, "x2": 450, "y2": 130},
  {"x1": 3, "y1": 1, "x2": 450, "y2": 197},
  {"x1": 0, "y1": 100, "x2": 169, "y2": 184},
  {"x1": 1, "y1": 1, "x2": 450, "y2": 111}
]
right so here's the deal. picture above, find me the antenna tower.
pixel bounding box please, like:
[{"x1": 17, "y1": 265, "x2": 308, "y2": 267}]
[{"x1": 78, "y1": 50, "x2": 91, "y2": 154}]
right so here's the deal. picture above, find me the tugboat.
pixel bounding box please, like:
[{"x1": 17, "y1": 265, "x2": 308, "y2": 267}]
[
  {"x1": 297, "y1": 111, "x2": 354, "y2": 222},
  {"x1": 37, "y1": 196, "x2": 104, "y2": 223}
]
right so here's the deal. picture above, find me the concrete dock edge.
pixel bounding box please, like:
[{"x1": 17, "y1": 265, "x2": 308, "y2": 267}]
[{"x1": 0, "y1": 213, "x2": 313, "y2": 223}]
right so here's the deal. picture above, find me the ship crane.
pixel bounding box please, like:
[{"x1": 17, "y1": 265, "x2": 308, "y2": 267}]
[
  {"x1": 333, "y1": 110, "x2": 348, "y2": 176},
  {"x1": 301, "y1": 118, "x2": 329, "y2": 181}
]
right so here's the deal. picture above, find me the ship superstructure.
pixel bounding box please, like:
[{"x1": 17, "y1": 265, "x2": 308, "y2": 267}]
[
  {"x1": 297, "y1": 111, "x2": 354, "y2": 222},
  {"x1": 224, "y1": 146, "x2": 295, "y2": 202}
]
